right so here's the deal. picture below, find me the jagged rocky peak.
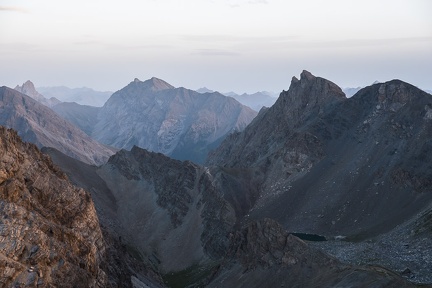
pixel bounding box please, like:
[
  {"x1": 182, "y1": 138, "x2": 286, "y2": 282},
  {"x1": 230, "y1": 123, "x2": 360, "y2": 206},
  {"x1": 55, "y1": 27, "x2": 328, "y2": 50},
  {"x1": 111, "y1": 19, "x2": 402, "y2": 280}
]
[
  {"x1": 14, "y1": 80, "x2": 45, "y2": 101},
  {"x1": 14, "y1": 80, "x2": 61, "y2": 107},
  {"x1": 275, "y1": 70, "x2": 346, "y2": 128}
]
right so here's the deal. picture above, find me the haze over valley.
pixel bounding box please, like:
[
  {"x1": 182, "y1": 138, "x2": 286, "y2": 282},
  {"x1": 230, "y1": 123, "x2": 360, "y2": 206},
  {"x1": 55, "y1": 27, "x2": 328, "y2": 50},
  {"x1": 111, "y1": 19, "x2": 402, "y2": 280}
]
[{"x1": 1, "y1": 0, "x2": 431, "y2": 287}]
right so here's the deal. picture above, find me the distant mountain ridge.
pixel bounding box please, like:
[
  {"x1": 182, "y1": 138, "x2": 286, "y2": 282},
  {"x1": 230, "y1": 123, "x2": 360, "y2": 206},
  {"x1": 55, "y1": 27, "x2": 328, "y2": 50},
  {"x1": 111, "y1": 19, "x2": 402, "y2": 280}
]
[
  {"x1": 90, "y1": 77, "x2": 257, "y2": 163},
  {"x1": 0, "y1": 86, "x2": 114, "y2": 165},
  {"x1": 37, "y1": 85, "x2": 112, "y2": 107},
  {"x1": 197, "y1": 87, "x2": 277, "y2": 111}
]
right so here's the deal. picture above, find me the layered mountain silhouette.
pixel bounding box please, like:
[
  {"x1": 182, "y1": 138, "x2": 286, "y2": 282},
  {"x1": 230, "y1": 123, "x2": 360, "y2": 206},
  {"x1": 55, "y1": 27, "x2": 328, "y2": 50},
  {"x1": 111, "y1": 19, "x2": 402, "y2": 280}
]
[
  {"x1": 197, "y1": 87, "x2": 277, "y2": 111},
  {"x1": 2, "y1": 70, "x2": 431, "y2": 286},
  {"x1": 53, "y1": 77, "x2": 254, "y2": 164},
  {"x1": 0, "y1": 86, "x2": 114, "y2": 165},
  {"x1": 37, "y1": 85, "x2": 112, "y2": 107}
]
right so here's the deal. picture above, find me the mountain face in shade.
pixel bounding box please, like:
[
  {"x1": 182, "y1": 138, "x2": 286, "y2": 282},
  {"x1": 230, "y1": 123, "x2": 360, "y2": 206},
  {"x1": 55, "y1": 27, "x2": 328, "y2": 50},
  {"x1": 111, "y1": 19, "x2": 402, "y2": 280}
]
[
  {"x1": 15, "y1": 80, "x2": 61, "y2": 107},
  {"x1": 0, "y1": 86, "x2": 114, "y2": 165},
  {"x1": 92, "y1": 77, "x2": 257, "y2": 164},
  {"x1": 44, "y1": 145, "x2": 237, "y2": 274},
  {"x1": 46, "y1": 145, "x2": 418, "y2": 287},
  {"x1": 0, "y1": 127, "x2": 165, "y2": 287},
  {"x1": 52, "y1": 102, "x2": 101, "y2": 136},
  {"x1": 207, "y1": 70, "x2": 432, "y2": 241}
]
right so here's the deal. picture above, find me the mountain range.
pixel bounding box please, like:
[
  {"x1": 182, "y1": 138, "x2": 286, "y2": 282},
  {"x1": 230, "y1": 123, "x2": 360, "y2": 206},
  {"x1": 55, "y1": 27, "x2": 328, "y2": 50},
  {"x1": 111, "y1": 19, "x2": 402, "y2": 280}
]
[
  {"x1": 37, "y1": 85, "x2": 112, "y2": 107},
  {"x1": 1, "y1": 71, "x2": 431, "y2": 287},
  {"x1": 208, "y1": 70, "x2": 432, "y2": 239},
  {"x1": 0, "y1": 86, "x2": 114, "y2": 165},
  {"x1": 197, "y1": 87, "x2": 277, "y2": 111},
  {"x1": 60, "y1": 77, "x2": 257, "y2": 164}
]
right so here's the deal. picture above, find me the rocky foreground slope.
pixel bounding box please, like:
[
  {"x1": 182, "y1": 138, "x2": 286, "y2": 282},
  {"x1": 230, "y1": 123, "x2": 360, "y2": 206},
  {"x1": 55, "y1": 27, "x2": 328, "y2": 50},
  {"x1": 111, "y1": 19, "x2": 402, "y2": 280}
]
[
  {"x1": 0, "y1": 86, "x2": 114, "y2": 165},
  {"x1": 0, "y1": 127, "x2": 165, "y2": 287}
]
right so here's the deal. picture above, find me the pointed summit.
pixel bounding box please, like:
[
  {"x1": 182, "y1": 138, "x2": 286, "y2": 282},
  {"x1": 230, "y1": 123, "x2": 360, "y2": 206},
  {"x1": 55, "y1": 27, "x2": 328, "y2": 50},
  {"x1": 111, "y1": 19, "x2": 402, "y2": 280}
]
[
  {"x1": 130, "y1": 77, "x2": 175, "y2": 92},
  {"x1": 300, "y1": 70, "x2": 315, "y2": 81},
  {"x1": 14, "y1": 80, "x2": 61, "y2": 107},
  {"x1": 15, "y1": 80, "x2": 41, "y2": 99}
]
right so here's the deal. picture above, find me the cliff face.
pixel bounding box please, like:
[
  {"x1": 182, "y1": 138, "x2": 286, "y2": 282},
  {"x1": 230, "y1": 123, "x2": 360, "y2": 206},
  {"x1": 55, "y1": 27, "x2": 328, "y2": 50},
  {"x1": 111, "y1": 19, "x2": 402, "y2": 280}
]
[
  {"x1": 0, "y1": 126, "x2": 107, "y2": 287},
  {"x1": 0, "y1": 127, "x2": 166, "y2": 287}
]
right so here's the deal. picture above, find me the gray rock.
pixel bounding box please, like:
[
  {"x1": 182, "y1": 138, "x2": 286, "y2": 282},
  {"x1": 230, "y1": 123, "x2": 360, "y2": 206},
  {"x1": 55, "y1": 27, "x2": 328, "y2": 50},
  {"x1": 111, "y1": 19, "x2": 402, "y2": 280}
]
[{"x1": 0, "y1": 86, "x2": 114, "y2": 165}]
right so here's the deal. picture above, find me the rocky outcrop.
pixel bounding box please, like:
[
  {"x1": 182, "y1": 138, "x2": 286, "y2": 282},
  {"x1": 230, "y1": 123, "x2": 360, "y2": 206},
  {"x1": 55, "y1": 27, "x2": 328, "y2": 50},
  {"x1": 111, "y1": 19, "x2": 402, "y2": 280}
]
[
  {"x1": 91, "y1": 77, "x2": 257, "y2": 164},
  {"x1": 0, "y1": 86, "x2": 114, "y2": 165},
  {"x1": 0, "y1": 127, "x2": 165, "y2": 287},
  {"x1": 207, "y1": 219, "x2": 416, "y2": 287},
  {"x1": 15, "y1": 80, "x2": 61, "y2": 108},
  {"x1": 0, "y1": 126, "x2": 106, "y2": 287}
]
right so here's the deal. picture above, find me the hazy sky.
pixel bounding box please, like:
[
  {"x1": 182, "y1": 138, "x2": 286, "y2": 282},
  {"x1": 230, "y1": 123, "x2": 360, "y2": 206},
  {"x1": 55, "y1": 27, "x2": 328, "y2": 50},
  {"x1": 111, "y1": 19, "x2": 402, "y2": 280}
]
[{"x1": 1, "y1": 0, "x2": 431, "y2": 94}]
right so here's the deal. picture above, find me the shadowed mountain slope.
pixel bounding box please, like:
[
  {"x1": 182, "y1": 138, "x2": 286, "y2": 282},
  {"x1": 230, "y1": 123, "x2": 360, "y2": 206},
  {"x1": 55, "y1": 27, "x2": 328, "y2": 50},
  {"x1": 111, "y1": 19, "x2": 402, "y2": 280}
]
[
  {"x1": 46, "y1": 144, "x2": 421, "y2": 287},
  {"x1": 207, "y1": 71, "x2": 432, "y2": 241},
  {"x1": 0, "y1": 86, "x2": 114, "y2": 165}
]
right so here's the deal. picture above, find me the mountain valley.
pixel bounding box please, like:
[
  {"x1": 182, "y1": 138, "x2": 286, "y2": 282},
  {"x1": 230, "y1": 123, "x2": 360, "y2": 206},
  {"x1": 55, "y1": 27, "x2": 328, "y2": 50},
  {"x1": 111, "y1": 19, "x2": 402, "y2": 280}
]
[{"x1": 1, "y1": 71, "x2": 432, "y2": 287}]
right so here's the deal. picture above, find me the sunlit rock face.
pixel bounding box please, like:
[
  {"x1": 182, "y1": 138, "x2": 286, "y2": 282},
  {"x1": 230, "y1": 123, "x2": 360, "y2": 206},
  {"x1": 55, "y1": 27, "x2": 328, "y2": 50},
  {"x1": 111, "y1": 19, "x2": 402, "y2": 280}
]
[{"x1": 0, "y1": 126, "x2": 107, "y2": 287}]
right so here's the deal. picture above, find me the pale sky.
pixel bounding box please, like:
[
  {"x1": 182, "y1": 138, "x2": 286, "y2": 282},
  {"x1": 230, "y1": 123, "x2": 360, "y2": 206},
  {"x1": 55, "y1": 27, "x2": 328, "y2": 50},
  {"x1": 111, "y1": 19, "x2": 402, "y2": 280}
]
[{"x1": 1, "y1": 0, "x2": 431, "y2": 94}]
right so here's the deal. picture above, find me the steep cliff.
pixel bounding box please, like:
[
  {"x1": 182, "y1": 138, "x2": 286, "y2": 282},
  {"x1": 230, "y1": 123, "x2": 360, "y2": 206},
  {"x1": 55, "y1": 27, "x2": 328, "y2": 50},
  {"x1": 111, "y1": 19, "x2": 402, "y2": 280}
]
[{"x1": 0, "y1": 126, "x2": 107, "y2": 286}]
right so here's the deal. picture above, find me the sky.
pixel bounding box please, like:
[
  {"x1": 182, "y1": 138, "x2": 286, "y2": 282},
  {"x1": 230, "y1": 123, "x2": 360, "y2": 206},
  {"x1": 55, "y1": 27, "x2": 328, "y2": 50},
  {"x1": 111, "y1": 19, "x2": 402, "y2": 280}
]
[{"x1": 0, "y1": 0, "x2": 431, "y2": 94}]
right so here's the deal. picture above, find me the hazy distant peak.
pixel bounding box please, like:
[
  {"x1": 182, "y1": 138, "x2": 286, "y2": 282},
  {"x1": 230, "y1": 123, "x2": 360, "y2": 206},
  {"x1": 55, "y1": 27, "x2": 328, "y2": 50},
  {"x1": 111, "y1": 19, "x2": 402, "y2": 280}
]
[
  {"x1": 15, "y1": 80, "x2": 38, "y2": 97},
  {"x1": 196, "y1": 87, "x2": 214, "y2": 94},
  {"x1": 131, "y1": 77, "x2": 175, "y2": 92},
  {"x1": 14, "y1": 80, "x2": 60, "y2": 106}
]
